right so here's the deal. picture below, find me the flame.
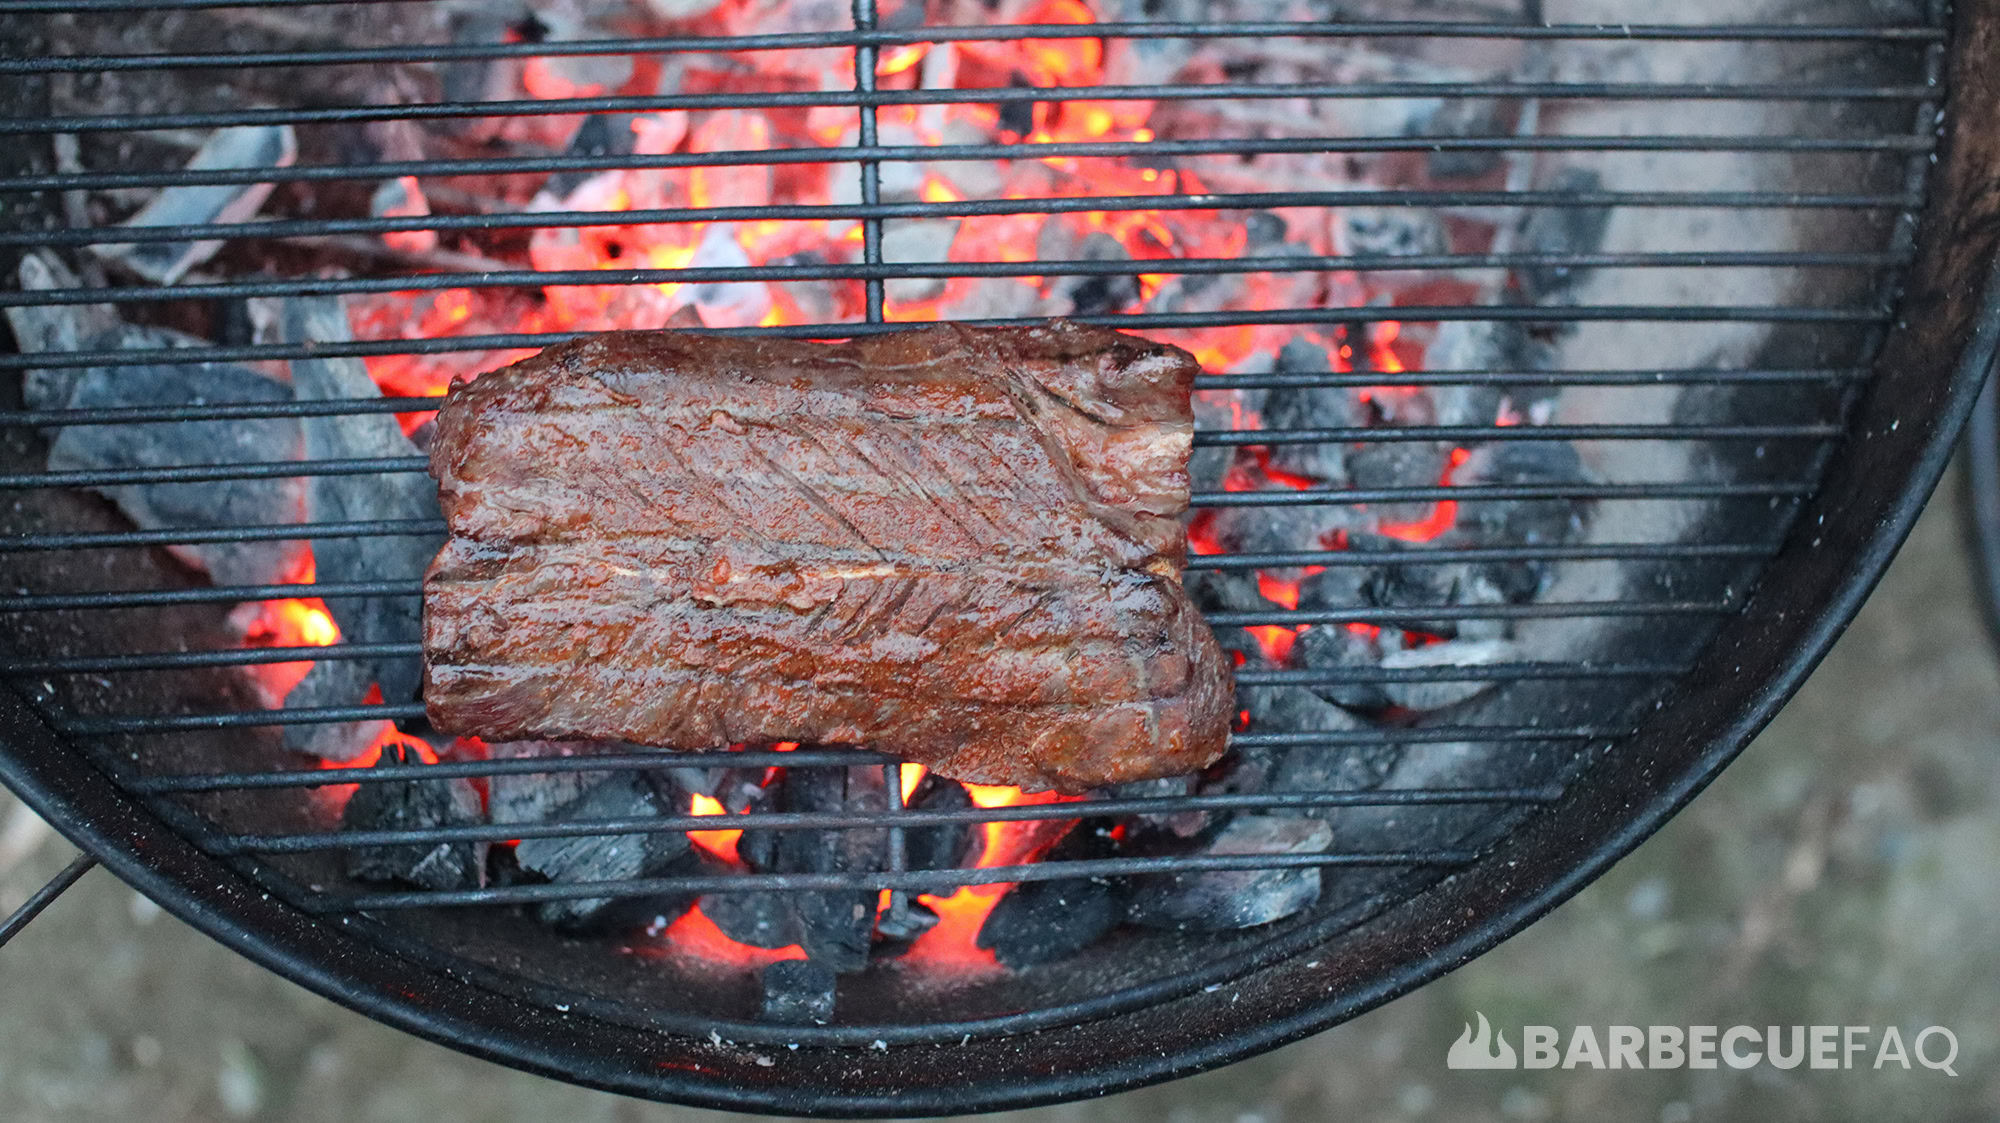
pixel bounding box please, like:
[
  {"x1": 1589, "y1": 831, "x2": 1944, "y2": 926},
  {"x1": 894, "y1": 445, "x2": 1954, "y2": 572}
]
[
  {"x1": 900, "y1": 784, "x2": 1076, "y2": 971},
  {"x1": 658, "y1": 904, "x2": 807, "y2": 967},
  {"x1": 239, "y1": 550, "x2": 340, "y2": 703},
  {"x1": 687, "y1": 792, "x2": 744, "y2": 864}
]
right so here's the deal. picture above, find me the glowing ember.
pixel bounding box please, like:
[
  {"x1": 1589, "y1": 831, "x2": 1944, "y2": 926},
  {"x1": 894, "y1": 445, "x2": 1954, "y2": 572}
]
[
  {"x1": 687, "y1": 792, "x2": 744, "y2": 864},
  {"x1": 237, "y1": 550, "x2": 340, "y2": 704},
  {"x1": 1379, "y1": 447, "x2": 1472, "y2": 543},
  {"x1": 656, "y1": 905, "x2": 807, "y2": 968}
]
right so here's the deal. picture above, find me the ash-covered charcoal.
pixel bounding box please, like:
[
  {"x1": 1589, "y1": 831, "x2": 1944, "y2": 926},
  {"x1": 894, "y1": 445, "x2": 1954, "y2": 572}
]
[
  {"x1": 1378, "y1": 637, "x2": 1520, "y2": 712},
  {"x1": 9, "y1": 264, "x2": 308, "y2": 587},
  {"x1": 977, "y1": 821, "x2": 1127, "y2": 968},
  {"x1": 881, "y1": 219, "x2": 960, "y2": 305},
  {"x1": 1055, "y1": 232, "x2": 1142, "y2": 316},
  {"x1": 1126, "y1": 816, "x2": 1333, "y2": 932},
  {"x1": 1336, "y1": 207, "x2": 1449, "y2": 260},
  {"x1": 341, "y1": 739, "x2": 487, "y2": 891},
  {"x1": 1515, "y1": 169, "x2": 1612, "y2": 301},
  {"x1": 513, "y1": 772, "x2": 695, "y2": 931},
  {"x1": 1189, "y1": 388, "x2": 1262, "y2": 493},
  {"x1": 769, "y1": 767, "x2": 889, "y2": 972},
  {"x1": 1291, "y1": 620, "x2": 1390, "y2": 711},
  {"x1": 542, "y1": 111, "x2": 641, "y2": 200},
  {"x1": 1107, "y1": 773, "x2": 1207, "y2": 839},
  {"x1": 1263, "y1": 338, "x2": 1360, "y2": 484},
  {"x1": 90, "y1": 125, "x2": 297, "y2": 285},
  {"x1": 486, "y1": 740, "x2": 626, "y2": 828},
  {"x1": 281, "y1": 296, "x2": 444, "y2": 710},
  {"x1": 1253, "y1": 686, "x2": 1402, "y2": 798},
  {"x1": 1451, "y1": 441, "x2": 1591, "y2": 605},
  {"x1": 283, "y1": 662, "x2": 396, "y2": 763},
  {"x1": 1186, "y1": 567, "x2": 1272, "y2": 615},
  {"x1": 1420, "y1": 97, "x2": 1509, "y2": 180},
  {"x1": 758, "y1": 959, "x2": 838, "y2": 1025},
  {"x1": 1348, "y1": 440, "x2": 1453, "y2": 529}
]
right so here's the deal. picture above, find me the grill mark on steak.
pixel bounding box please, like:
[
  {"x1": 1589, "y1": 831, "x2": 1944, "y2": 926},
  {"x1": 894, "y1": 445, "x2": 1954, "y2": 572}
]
[{"x1": 424, "y1": 322, "x2": 1233, "y2": 792}]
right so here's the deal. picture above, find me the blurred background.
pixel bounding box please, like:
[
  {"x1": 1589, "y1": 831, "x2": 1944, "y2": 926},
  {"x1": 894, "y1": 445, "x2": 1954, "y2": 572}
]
[{"x1": 3, "y1": 466, "x2": 1998, "y2": 1123}]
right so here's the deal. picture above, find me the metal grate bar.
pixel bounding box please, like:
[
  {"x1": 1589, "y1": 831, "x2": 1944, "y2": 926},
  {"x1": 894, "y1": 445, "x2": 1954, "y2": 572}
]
[
  {"x1": 3, "y1": 189, "x2": 1923, "y2": 249},
  {"x1": 853, "y1": 0, "x2": 885, "y2": 324},
  {"x1": 1191, "y1": 481, "x2": 1811, "y2": 505},
  {"x1": 0, "y1": 136, "x2": 1932, "y2": 193},
  {"x1": 0, "y1": 643, "x2": 1698, "y2": 680},
  {"x1": 313, "y1": 850, "x2": 1486, "y2": 912},
  {"x1": 0, "y1": 520, "x2": 441, "y2": 553},
  {"x1": 205, "y1": 787, "x2": 1566, "y2": 857},
  {"x1": 0, "y1": 21, "x2": 1944, "y2": 73},
  {"x1": 0, "y1": 81, "x2": 1947, "y2": 137},
  {"x1": 0, "y1": 253, "x2": 1910, "y2": 307},
  {"x1": 0, "y1": 306, "x2": 1896, "y2": 372},
  {"x1": 1204, "y1": 601, "x2": 1732, "y2": 626},
  {"x1": 0, "y1": 544, "x2": 1769, "y2": 611},
  {"x1": 60, "y1": 703, "x2": 432, "y2": 734},
  {"x1": 0, "y1": 372, "x2": 1870, "y2": 430}
]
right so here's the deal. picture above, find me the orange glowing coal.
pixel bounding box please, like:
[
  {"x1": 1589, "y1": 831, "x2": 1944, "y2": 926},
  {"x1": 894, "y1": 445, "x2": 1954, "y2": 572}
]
[
  {"x1": 687, "y1": 792, "x2": 744, "y2": 864},
  {"x1": 238, "y1": 549, "x2": 341, "y2": 704}
]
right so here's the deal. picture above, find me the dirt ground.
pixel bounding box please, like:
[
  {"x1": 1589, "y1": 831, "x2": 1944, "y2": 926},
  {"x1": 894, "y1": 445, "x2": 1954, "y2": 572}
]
[{"x1": 3, "y1": 469, "x2": 1998, "y2": 1123}]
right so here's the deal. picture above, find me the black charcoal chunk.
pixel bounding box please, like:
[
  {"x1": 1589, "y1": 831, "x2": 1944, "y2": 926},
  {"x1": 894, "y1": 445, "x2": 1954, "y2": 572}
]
[
  {"x1": 703, "y1": 890, "x2": 802, "y2": 950},
  {"x1": 1056, "y1": 232, "x2": 1141, "y2": 316},
  {"x1": 1108, "y1": 774, "x2": 1207, "y2": 838},
  {"x1": 1453, "y1": 441, "x2": 1589, "y2": 548},
  {"x1": 977, "y1": 823, "x2": 1126, "y2": 968},
  {"x1": 759, "y1": 959, "x2": 838, "y2": 1025},
  {"x1": 283, "y1": 661, "x2": 396, "y2": 763},
  {"x1": 1338, "y1": 207, "x2": 1448, "y2": 259},
  {"x1": 1126, "y1": 816, "x2": 1332, "y2": 931},
  {"x1": 774, "y1": 767, "x2": 888, "y2": 972},
  {"x1": 1348, "y1": 440, "x2": 1453, "y2": 532},
  {"x1": 515, "y1": 773, "x2": 693, "y2": 931},
  {"x1": 904, "y1": 773, "x2": 979, "y2": 872},
  {"x1": 342, "y1": 739, "x2": 487, "y2": 890}
]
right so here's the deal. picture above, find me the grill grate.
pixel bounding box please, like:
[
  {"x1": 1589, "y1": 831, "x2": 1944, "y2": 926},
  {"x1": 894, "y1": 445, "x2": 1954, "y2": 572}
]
[{"x1": 0, "y1": 0, "x2": 1948, "y2": 1049}]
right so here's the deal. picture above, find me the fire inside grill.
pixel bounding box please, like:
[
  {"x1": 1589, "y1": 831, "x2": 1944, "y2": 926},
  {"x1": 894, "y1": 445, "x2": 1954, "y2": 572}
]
[{"x1": 0, "y1": 0, "x2": 1938, "y2": 1040}]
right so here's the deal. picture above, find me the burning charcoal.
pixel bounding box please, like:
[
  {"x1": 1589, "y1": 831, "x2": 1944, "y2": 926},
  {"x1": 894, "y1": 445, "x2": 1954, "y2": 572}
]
[
  {"x1": 1108, "y1": 774, "x2": 1207, "y2": 839},
  {"x1": 1246, "y1": 684, "x2": 1365, "y2": 737},
  {"x1": 27, "y1": 308, "x2": 307, "y2": 587},
  {"x1": 977, "y1": 822, "x2": 1126, "y2": 968},
  {"x1": 543, "y1": 111, "x2": 640, "y2": 199},
  {"x1": 1126, "y1": 816, "x2": 1333, "y2": 932},
  {"x1": 768, "y1": 251, "x2": 844, "y2": 324},
  {"x1": 1055, "y1": 232, "x2": 1141, "y2": 316},
  {"x1": 342, "y1": 739, "x2": 487, "y2": 891},
  {"x1": 1378, "y1": 638, "x2": 1520, "y2": 713},
  {"x1": 1186, "y1": 568, "x2": 1270, "y2": 615},
  {"x1": 282, "y1": 296, "x2": 444, "y2": 710},
  {"x1": 487, "y1": 741, "x2": 624, "y2": 827},
  {"x1": 684, "y1": 225, "x2": 774, "y2": 328},
  {"x1": 758, "y1": 959, "x2": 837, "y2": 1025},
  {"x1": 1292, "y1": 623, "x2": 1390, "y2": 711},
  {"x1": 1453, "y1": 441, "x2": 1589, "y2": 548},
  {"x1": 1189, "y1": 390, "x2": 1257, "y2": 492},
  {"x1": 91, "y1": 126, "x2": 297, "y2": 284},
  {"x1": 1348, "y1": 440, "x2": 1453, "y2": 530},
  {"x1": 1264, "y1": 338, "x2": 1360, "y2": 484},
  {"x1": 1243, "y1": 211, "x2": 1288, "y2": 253},
  {"x1": 283, "y1": 661, "x2": 395, "y2": 763},
  {"x1": 1260, "y1": 688, "x2": 1401, "y2": 797},
  {"x1": 881, "y1": 219, "x2": 960, "y2": 305},
  {"x1": 904, "y1": 772, "x2": 979, "y2": 872},
  {"x1": 369, "y1": 176, "x2": 437, "y2": 255},
  {"x1": 1337, "y1": 208, "x2": 1449, "y2": 260},
  {"x1": 1516, "y1": 169, "x2": 1612, "y2": 301},
  {"x1": 773, "y1": 767, "x2": 889, "y2": 972},
  {"x1": 703, "y1": 890, "x2": 801, "y2": 950},
  {"x1": 514, "y1": 773, "x2": 694, "y2": 931},
  {"x1": 1421, "y1": 97, "x2": 1508, "y2": 180}
]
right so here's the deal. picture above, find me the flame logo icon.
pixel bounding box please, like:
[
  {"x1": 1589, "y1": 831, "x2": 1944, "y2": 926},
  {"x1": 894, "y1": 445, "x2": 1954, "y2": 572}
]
[{"x1": 1446, "y1": 1011, "x2": 1519, "y2": 1069}]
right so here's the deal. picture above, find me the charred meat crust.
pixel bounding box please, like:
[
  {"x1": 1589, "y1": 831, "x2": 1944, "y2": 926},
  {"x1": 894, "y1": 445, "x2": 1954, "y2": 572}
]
[{"x1": 423, "y1": 321, "x2": 1233, "y2": 793}]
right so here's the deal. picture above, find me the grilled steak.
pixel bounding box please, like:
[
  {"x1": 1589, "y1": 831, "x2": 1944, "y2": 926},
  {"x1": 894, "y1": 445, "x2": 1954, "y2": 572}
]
[{"x1": 423, "y1": 322, "x2": 1233, "y2": 792}]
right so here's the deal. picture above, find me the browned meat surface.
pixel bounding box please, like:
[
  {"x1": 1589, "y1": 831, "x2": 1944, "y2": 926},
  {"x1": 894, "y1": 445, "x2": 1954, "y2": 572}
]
[{"x1": 422, "y1": 322, "x2": 1233, "y2": 792}]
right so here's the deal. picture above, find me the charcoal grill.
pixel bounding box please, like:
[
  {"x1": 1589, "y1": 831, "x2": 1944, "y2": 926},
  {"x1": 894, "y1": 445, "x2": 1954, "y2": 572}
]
[{"x1": 2, "y1": 0, "x2": 1998, "y2": 1115}]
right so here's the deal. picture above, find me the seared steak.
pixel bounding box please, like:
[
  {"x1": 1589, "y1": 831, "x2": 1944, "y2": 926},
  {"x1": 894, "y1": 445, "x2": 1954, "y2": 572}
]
[{"x1": 423, "y1": 322, "x2": 1233, "y2": 792}]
